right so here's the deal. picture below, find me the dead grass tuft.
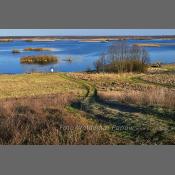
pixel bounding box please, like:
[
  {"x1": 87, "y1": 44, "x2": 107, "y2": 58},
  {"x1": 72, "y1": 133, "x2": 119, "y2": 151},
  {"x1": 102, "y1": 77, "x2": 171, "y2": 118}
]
[
  {"x1": 98, "y1": 87, "x2": 175, "y2": 109},
  {"x1": 0, "y1": 94, "x2": 123, "y2": 145}
]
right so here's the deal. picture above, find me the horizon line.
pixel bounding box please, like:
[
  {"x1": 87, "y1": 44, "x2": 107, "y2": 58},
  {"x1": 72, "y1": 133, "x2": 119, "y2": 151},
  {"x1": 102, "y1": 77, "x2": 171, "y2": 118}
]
[{"x1": 1, "y1": 34, "x2": 175, "y2": 37}]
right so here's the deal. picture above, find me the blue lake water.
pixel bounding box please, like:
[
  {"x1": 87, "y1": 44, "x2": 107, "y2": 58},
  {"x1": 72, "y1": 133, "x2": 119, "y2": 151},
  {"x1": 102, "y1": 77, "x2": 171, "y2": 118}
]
[{"x1": 0, "y1": 39, "x2": 175, "y2": 74}]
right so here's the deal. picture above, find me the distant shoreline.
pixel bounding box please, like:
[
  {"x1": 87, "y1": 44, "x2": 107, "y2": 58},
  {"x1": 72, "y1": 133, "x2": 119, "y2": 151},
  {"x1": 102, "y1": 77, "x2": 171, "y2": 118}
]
[{"x1": 1, "y1": 35, "x2": 175, "y2": 41}]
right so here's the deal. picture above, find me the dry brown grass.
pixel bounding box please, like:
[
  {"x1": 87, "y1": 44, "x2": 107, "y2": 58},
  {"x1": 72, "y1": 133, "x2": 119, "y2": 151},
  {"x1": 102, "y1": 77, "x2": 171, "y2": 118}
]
[
  {"x1": 98, "y1": 87, "x2": 175, "y2": 109},
  {"x1": 0, "y1": 39, "x2": 13, "y2": 42},
  {"x1": 0, "y1": 94, "x2": 125, "y2": 145},
  {"x1": 0, "y1": 68, "x2": 174, "y2": 144},
  {"x1": 20, "y1": 55, "x2": 58, "y2": 64},
  {"x1": 141, "y1": 73, "x2": 175, "y2": 87},
  {"x1": 68, "y1": 72, "x2": 151, "y2": 91},
  {"x1": 133, "y1": 43, "x2": 160, "y2": 47},
  {"x1": 24, "y1": 48, "x2": 53, "y2": 51}
]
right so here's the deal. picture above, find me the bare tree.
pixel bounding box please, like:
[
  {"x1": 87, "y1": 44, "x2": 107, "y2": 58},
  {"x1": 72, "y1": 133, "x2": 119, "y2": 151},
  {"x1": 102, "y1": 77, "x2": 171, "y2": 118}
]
[
  {"x1": 95, "y1": 42, "x2": 150, "y2": 73},
  {"x1": 94, "y1": 52, "x2": 106, "y2": 73}
]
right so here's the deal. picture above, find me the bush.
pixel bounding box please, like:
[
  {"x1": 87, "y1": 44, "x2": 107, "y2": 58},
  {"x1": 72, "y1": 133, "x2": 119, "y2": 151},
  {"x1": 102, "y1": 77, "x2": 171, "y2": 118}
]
[
  {"x1": 95, "y1": 42, "x2": 150, "y2": 73},
  {"x1": 20, "y1": 55, "x2": 58, "y2": 64}
]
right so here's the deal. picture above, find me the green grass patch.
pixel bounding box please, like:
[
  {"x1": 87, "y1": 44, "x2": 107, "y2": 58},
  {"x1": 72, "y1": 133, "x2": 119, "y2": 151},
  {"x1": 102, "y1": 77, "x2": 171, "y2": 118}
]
[{"x1": 0, "y1": 73, "x2": 86, "y2": 99}]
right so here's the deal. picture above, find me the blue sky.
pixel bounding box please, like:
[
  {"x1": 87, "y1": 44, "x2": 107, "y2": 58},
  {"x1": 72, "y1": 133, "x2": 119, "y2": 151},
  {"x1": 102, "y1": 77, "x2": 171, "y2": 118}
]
[{"x1": 0, "y1": 29, "x2": 175, "y2": 36}]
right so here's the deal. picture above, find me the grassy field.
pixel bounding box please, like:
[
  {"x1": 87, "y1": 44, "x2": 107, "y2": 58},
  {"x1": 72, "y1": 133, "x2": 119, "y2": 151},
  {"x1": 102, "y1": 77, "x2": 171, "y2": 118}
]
[
  {"x1": 0, "y1": 73, "x2": 86, "y2": 99},
  {"x1": 0, "y1": 65, "x2": 175, "y2": 144}
]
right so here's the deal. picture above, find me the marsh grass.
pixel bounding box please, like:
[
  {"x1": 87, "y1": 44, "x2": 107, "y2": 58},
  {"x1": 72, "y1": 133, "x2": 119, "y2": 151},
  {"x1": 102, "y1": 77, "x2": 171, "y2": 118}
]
[
  {"x1": 20, "y1": 55, "x2": 58, "y2": 64},
  {"x1": 133, "y1": 43, "x2": 160, "y2": 47},
  {"x1": 0, "y1": 39, "x2": 13, "y2": 42},
  {"x1": 24, "y1": 48, "x2": 53, "y2": 51},
  {"x1": 140, "y1": 73, "x2": 175, "y2": 87},
  {"x1": 0, "y1": 94, "x2": 122, "y2": 145},
  {"x1": 98, "y1": 87, "x2": 175, "y2": 109},
  {"x1": 69, "y1": 69, "x2": 175, "y2": 109}
]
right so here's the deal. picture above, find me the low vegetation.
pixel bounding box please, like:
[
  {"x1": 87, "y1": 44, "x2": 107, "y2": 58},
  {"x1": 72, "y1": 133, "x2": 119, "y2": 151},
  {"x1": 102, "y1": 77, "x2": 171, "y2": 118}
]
[
  {"x1": 98, "y1": 87, "x2": 175, "y2": 109},
  {"x1": 0, "y1": 64, "x2": 175, "y2": 144},
  {"x1": 140, "y1": 73, "x2": 175, "y2": 87},
  {"x1": 133, "y1": 43, "x2": 160, "y2": 47},
  {"x1": 0, "y1": 73, "x2": 85, "y2": 99},
  {"x1": 0, "y1": 39, "x2": 13, "y2": 42},
  {"x1": 79, "y1": 38, "x2": 109, "y2": 42},
  {"x1": 20, "y1": 55, "x2": 58, "y2": 64},
  {"x1": 0, "y1": 94, "x2": 125, "y2": 144},
  {"x1": 0, "y1": 73, "x2": 127, "y2": 144},
  {"x1": 24, "y1": 39, "x2": 56, "y2": 42},
  {"x1": 67, "y1": 64, "x2": 175, "y2": 144},
  {"x1": 24, "y1": 47, "x2": 53, "y2": 51}
]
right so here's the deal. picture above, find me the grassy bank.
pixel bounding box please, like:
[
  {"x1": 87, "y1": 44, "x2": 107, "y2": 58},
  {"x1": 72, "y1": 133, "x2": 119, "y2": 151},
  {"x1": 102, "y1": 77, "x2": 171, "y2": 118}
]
[{"x1": 0, "y1": 64, "x2": 174, "y2": 144}]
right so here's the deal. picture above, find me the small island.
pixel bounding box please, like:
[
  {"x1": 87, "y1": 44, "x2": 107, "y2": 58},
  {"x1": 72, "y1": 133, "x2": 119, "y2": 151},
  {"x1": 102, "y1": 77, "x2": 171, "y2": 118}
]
[
  {"x1": 133, "y1": 43, "x2": 160, "y2": 47},
  {"x1": 24, "y1": 38, "x2": 57, "y2": 42},
  {"x1": 0, "y1": 39, "x2": 13, "y2": 42},
  {"x1": 20, "y1": 55, "x2": 58, "y2": 64},
  {"x1": 24, "y1": 47, "x2": 53, "y2": 51}
]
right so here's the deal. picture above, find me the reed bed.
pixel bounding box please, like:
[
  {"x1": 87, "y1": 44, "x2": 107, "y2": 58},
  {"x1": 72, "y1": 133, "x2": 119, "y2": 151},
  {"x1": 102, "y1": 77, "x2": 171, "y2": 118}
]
[
  {"x1": 20, "y1": 55, "x2": 58, "y2": 64},
  {"x1": 98, "y1": 87, "x2": 175, "y2": 109},
  {"x1": 24, "y1": 47, "x2": 53, "y2": 51}
]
